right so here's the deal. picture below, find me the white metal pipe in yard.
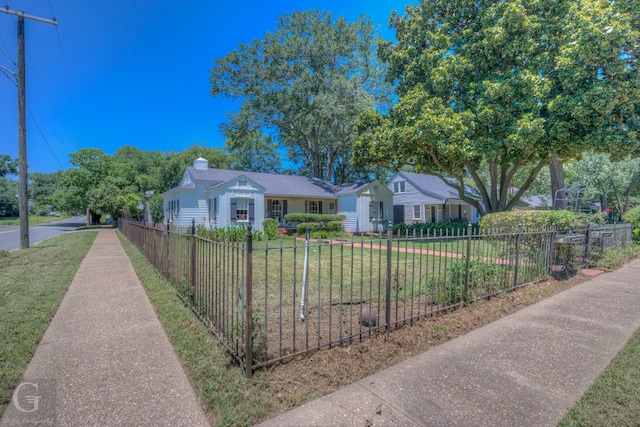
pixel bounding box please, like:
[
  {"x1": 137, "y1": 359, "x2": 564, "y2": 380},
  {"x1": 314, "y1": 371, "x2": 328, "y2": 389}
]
[{"x1": 300, "y1": 233, "x2": 309, "y2": 321}]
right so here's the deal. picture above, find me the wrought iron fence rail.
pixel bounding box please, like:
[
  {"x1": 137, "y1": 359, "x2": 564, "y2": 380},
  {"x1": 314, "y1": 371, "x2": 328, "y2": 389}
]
[{"x1": 119, "y1": 219, "x2": 632, "y2": 377}]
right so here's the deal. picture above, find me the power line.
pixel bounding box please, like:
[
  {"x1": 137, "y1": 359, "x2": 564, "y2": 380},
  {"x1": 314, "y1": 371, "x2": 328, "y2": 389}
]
[
  {"x1": 26, "y1": 86, "x2": 73, "y2": 152},
  {"x1": 48, "y1": 1, "x2": 89, "y2": 146},
  {"x1": 24, "y1": 49, "x2": 74, "y2": 152},
  {"x1": 26, "y1": 104, "x2": 64, "y2": 170},
  {"x1": 0, "y1": 33, "x2": 14, "y2": 62}
]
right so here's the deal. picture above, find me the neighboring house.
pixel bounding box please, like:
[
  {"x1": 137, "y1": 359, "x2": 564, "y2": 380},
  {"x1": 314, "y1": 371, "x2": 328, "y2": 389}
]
[
  {"x1": 162, "y1": 158, "x2": 393, "y2": 233},
  {"x1": 516, "y1": 194, "x2": 553, "y2": 210},
  {"x1": 387, "y1": 171, "x2": 481, "y2": 225},
  {"x1": 336, "y1": 181, "x2": 393, "y2": 233}
]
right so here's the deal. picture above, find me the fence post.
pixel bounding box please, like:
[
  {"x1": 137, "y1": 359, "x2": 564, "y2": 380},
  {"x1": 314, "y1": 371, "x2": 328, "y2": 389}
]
[
  {"x1": 165, "y1": 219, "x2": 170, "y2": 275},
  {"x1": 548, "y1": 224, "x2": 557, "y2": 274},
  {"x1": 513, "y1": 224, "x2": 521, "y2": 289},
  {"x1": 584, "y1": 223, "x2": 591, "y2": 264},
  {"x1": 190, "y1": 218, "x2": 196, "y2": 305},
  {"x1": 245, "y1": 225, "x2": 254, "y2": 379},
  {"x1": 385, "y1": 225, "x2": 392, "y2": 332},
  {"x1": 464, "y1": 223, "x2": 472, "y2": 302}
]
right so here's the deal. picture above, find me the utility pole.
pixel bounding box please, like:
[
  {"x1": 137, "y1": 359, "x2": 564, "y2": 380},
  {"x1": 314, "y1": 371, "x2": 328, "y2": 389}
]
[{"x1": 1, "y1": 6, "x2": 57, "y2": 249}]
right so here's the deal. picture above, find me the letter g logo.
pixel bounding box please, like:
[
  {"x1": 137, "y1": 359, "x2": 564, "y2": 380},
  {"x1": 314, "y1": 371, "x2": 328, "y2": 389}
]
[{"x1": 12, "y1": 382, "x2": 41, "y2": 413}]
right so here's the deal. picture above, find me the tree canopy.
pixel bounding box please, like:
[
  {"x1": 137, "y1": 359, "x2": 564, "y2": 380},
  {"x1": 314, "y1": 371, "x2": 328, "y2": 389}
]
[
  {"x1": 354, "y1": 0, "x2": 639, "y2": 214},
  {"x1": 0, "y1": 154, "x2": 18, "y2": 178},
  {"x1": 49, "y1": 145, "x2": 229, "y2": 221},
  {"x1": 210, "y1": 9, "x2": 391, "y2": 183}
]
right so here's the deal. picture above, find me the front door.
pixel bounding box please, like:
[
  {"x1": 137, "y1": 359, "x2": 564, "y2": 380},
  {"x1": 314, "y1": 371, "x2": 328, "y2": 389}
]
[{"x1": 393, "y1": 205, "x2": 404, "y2": 225}]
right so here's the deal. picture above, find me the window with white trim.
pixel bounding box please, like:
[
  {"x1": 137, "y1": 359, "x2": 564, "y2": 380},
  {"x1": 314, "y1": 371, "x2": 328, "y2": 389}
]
[
  {"x1": 236, "y1": 198, "x2": 248, "y2": 221},
  {"x1": 271, "y1": 200, "x2": 282, "y2": 221},
  {"x1": 393, "y1": 181, "x2": 406, "y2": 194},
  {"x1": 413, "y1": 204, "x2": 421, "y2": 220},
  {"x1": 308, "y1": 201, "x2": 319, "y2": 214}
]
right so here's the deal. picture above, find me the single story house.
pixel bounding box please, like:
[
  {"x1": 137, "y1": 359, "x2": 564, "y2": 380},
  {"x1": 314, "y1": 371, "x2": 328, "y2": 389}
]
[
  {"x1": 162, "y1": 158, "x2": 393, "y2": 233},
  {"x1": 387, "y1": 171, "x2": 481, "y2": 225}
]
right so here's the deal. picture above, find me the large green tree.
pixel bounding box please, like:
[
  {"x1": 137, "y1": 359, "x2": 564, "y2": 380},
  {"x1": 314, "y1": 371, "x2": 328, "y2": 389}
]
[
  {"x1": 210, "y1": 9, "x2": 391, "y2": 183},
  {"x1": 354, "y1": 0, "x2": 639, "y2": 214},
  {"x1": 161, "y1": 144, "x2": 229, "y2": 190},
  {"x1": 0, "y1": 177, "x2": 18, "y2": 217},
  {"x1": 222, "y1": 118, "x2": 281, "y2": 173}
]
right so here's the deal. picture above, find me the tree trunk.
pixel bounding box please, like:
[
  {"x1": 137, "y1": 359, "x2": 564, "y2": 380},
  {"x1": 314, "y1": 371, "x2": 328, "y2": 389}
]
[
  {"x1": 549, "y1": 154, "x2": 566, "y2": 210},
  {"x1": 599, "y1": 194, "x2": 608, "y2": 212}
]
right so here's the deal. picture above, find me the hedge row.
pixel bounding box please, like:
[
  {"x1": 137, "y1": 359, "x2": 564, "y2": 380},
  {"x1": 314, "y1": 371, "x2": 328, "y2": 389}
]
[
  {"x1": 479, "y1": 210, "x2": 581, "y2": 233},
  {"x1": 284, "y1": 213, "x2": 346, "y2": 223},
  {"x1": 296, "y1": 221, "x2": 343, "y2": 234},
  {"x1": 393, "y1": 221, "x2": 480, "y2": 236}
]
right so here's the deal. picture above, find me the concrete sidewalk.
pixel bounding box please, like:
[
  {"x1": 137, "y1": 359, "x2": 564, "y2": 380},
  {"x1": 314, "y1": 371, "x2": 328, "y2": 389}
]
[
  {"x1": 260, "y1": 258, "x2": 640, "y2": 427},
  {"x1": 2, "y1": 230, "x2": 209, "y2": 427}
]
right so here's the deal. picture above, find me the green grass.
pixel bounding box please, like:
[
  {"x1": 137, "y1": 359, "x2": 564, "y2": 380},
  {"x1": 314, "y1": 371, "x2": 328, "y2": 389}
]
[
  {"x1": 0, "y1": 215, "x2": 69, "y2": 226},
  {"x1": 559, "y1": 326, "x2": 640, "y2": 426},
  {"x1": 117, "y1": 231, "x2": 275, "y2": 427},
  {"x1": 0, "y1": 231, "x2": 97, "y2": 416}
]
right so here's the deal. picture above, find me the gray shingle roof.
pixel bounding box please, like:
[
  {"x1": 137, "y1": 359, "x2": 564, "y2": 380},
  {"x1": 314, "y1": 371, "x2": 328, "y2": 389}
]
[
  {"x1": 188, "y1": 167, "x2": 337, "y2": 199},
  {"x1": 399, "y1": 171, "x2": 479, "y2": 200},
  {"x1": 336, "y1": 180, "x2": 374, "y2": 195}
]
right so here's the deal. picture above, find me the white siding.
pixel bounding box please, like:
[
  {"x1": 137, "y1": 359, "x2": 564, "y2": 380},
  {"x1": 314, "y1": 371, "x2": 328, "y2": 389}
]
[
  {"x1": 338, "y1": 195, "x2": 357, "y2": 232},
  {"x1": 339, "y1": 180, "x2": 394, "y2": 233}
]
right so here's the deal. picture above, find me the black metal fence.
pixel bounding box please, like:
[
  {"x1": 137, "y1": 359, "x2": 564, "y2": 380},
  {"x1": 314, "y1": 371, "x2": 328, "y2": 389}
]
[{"x1": 120, "y1": 220, "x2": 632, "y2": 377}]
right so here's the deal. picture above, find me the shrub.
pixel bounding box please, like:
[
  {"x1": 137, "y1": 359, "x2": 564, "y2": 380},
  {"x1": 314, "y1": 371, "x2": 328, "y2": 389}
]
[
  {"x1": 195, "y1": 224, "x2": 265, "y2": 242},
  {"x1": 327, "y1": 221, "x2": 343, "y2": 232},
  {"x1": 262, "y1": 218, "x2": 279, "y2": 240},
  {"x1": 623, "y1": 206, "x2": 640, "y2": 242},
  {"x1": 296, "y1": 222, "x2": 320, "y2": 234},
  {"x1": 480, "y1": 210, "x2": 579, "y2": 232},
  {"x1": 284, "y1": 213, "x2": 346, "y2": 223},
  {"x1": 394, "y1": 222, "x2": 479, "y2": 236}
]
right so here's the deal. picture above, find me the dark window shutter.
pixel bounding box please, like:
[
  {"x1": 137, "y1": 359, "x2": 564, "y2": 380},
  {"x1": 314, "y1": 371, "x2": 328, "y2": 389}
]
[
  {"x1": 319, "y1": 201, "x2": 323, "y2": 214},
  {"x1": 230, "y1": 198, "x2": 236, "y2": 221},
  {"x1": 305, "y1": 200, "x2": 308, "y2": 213},
  {"x1": 266, "y1": 199, "x2": 272, "y2": 217},
  {"x1": 379, "y1": 201, "x2": 384, "y2": 219},
  {"x1": 283, "y1": 199, "x2": 288, "y2": 215},
  {"x1": 213, "y1": 198, "x2": 217, "y2": 217},
  {"x1": 369, "y1": 201, "x2": 374, "y2": 220},
  {"x1": 249, "y1": 199, "x2": 255, "y2": 222}
]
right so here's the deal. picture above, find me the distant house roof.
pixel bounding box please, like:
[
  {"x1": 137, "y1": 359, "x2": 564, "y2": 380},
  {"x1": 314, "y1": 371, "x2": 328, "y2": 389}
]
[
  {"x1": 393, "y1": 171, "x2": 479, "y2": 201},
  {"x1": 336, "y1": 180, "x2": 374, "y2": 196},
  {"x1": 518, "y1": 194, "x2": 553, "y2": 209},
  {"x1": 187, "y1": 167, "x2": 338, "y2": 199}
]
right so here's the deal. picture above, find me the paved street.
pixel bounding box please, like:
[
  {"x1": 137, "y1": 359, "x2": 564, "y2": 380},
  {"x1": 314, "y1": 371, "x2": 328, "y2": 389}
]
[{"x1": 0, "y1": 216, "x2": 87, "y2": 251}]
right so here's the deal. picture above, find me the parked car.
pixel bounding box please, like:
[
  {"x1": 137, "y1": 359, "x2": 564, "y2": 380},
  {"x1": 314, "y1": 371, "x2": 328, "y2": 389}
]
[{"x1": 47, "y1": 212, "x2": 61, "y2": 217}]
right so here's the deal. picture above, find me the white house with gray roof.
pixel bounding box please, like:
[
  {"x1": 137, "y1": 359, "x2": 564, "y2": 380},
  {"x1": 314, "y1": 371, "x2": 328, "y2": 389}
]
[
  {"x1": 162, "y1": 157, "x2": 393, "y2": 233},
  {"x1": 387, "y1": 171, "x2": 481, "y2": 225}
]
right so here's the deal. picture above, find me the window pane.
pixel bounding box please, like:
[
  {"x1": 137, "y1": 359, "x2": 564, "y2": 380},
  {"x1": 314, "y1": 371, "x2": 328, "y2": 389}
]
[
  {"x1": 413, "y1": 205, "x2": 421, "y2": 219},
  {"x1": 236, "y1": 198, "x2": 248, "y2": 221}
]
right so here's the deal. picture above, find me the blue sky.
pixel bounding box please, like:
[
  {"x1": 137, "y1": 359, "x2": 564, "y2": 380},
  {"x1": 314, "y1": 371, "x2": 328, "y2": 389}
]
[{"x1": 0, "y1": 0, "x2": 410, "y2": 174}]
